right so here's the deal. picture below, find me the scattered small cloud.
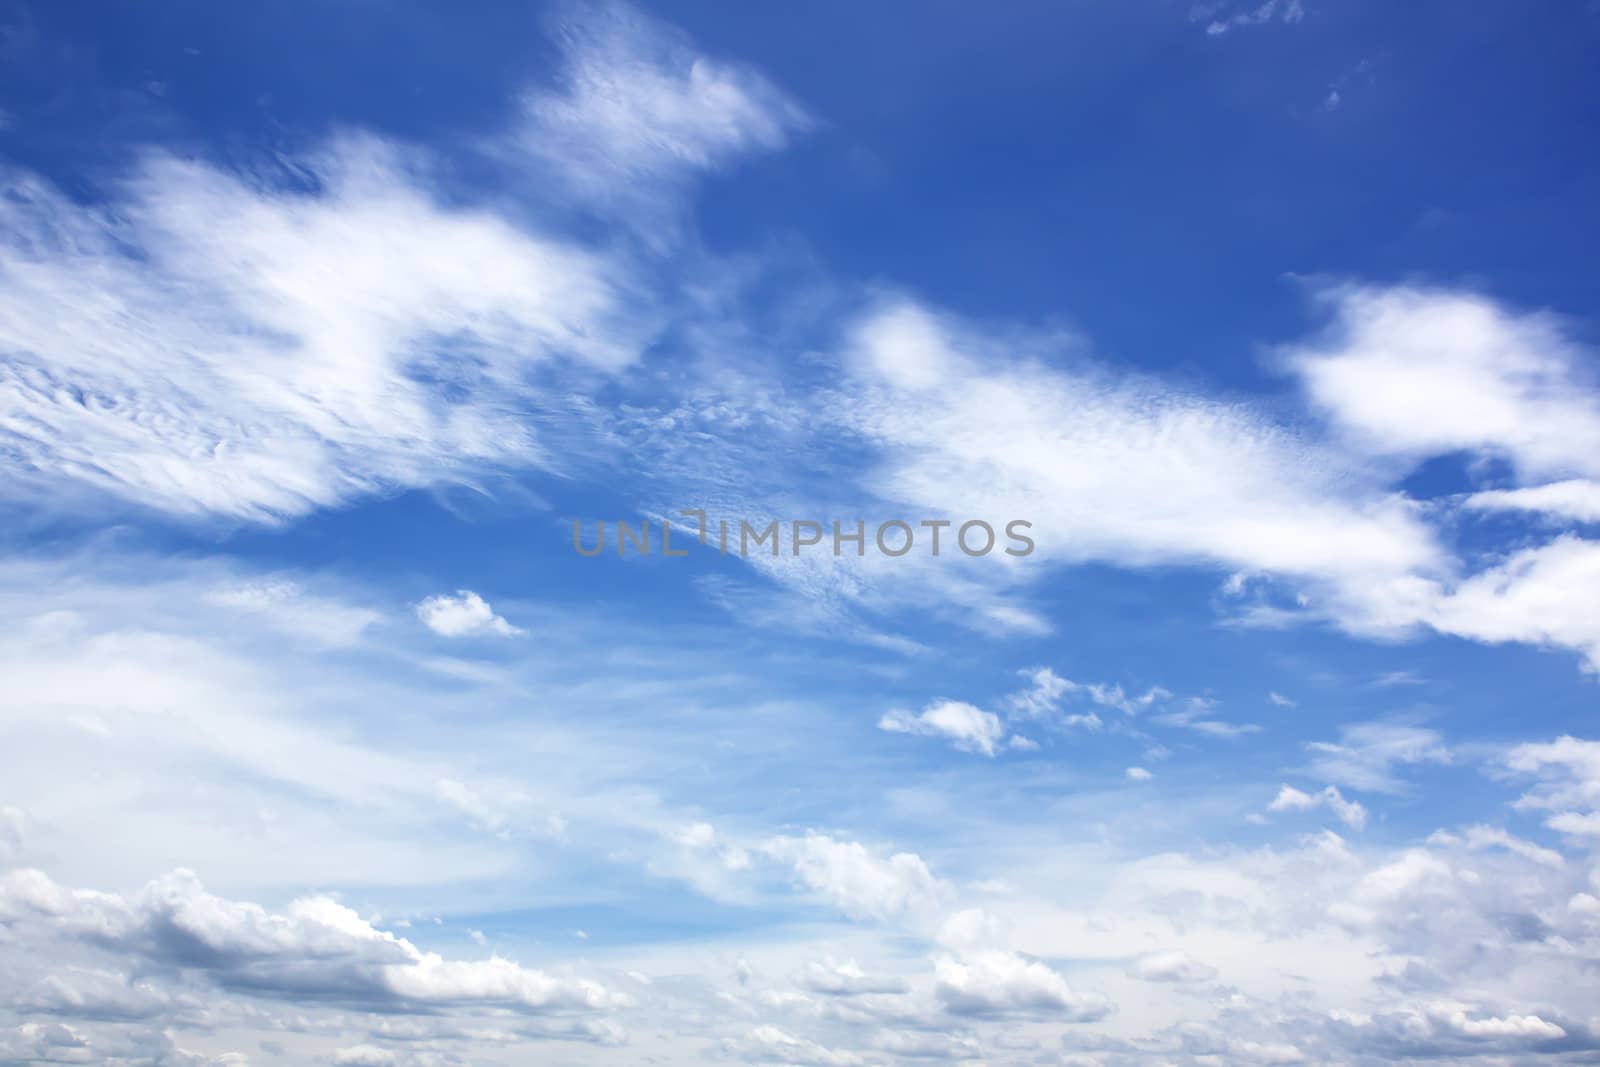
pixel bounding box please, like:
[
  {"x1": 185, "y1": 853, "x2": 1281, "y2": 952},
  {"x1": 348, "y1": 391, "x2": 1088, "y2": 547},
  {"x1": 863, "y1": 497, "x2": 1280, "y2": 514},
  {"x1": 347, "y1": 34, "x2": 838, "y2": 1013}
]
[
  {"x1": 880, "y1": 700, "x2": 1008, "y2": 757},
  {"x1": 416, "y1": 590, "x2": 522, "y2": 638},
  {"x1": 1267, "y1": 783, "x2": 1368, "y2": 830},
  {"x1": 1194, "y1": 0, "x2": 1306, "y2": 36}
]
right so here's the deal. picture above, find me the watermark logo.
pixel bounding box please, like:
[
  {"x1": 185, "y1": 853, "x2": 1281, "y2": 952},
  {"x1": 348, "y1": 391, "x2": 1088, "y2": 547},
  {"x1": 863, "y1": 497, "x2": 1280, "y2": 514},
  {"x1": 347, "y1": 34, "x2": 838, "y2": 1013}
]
[{"x1": 573, "y1": 510, "x2": 1034, "y2": 558}]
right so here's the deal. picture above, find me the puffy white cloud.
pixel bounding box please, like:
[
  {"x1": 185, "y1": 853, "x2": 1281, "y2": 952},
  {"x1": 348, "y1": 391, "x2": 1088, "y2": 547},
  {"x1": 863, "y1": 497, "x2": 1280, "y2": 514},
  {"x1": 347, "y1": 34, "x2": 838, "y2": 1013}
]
[
  {"x1": 333, "y1": 1047, "x2": 397, "y2": 1067},
  {"x1": 1267, "y1": 784, "x2": 1368, "y2": 830},
  {"x1": 415, "y1": 590, "x2": 522, "y2": 638},
  {"x1": 933, "y1": 949, "x2": 1110, "y2": 1020},
  {"x1": 1287, "y1": 284, "x2": 1600, "y2": 483},
  {"x1": 0, "y1": 868, "x2": 626, "y2": 1017},
  {"x1": 1419, "y1": 536, "x2": 1600, "y2": 672},
  {"x1": 878, "y1": 700, "x2": 1006, "y2": 757},
  {"x1": 763, "y1": 833, "x2": 945, "y2": 922},
  {"x1": 1505, "y1": 735, "x2": 1600, "y2": 838}
]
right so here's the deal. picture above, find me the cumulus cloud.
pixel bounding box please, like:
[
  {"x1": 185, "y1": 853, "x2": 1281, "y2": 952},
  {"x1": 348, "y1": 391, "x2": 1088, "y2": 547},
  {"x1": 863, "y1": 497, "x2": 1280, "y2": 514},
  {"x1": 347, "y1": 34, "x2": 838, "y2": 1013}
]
[
  {"x1": 878, "y1": 700, "x2": 1007, "y2": 756},
  {"x1": 0, "y1": 868, "x2": 626, "y2": 1017},
  {"x1": 1287, "y1": 284, "x2": 1600, "y2": 483},
  {"x1": 1419, "y1": 536, "x2": 1600, "y2": 672},
  {"x1": 415, "y1": 590, "x2": 522, "y2": 637},
  {"x1": 1271, "y1": 284, "x2": 1600, "y2": 668},
  {"x1": 1268, "y1": 784, "x2": 1369, "y2": 830},
  {"x1": 934, "y1": 950, "x2": 1110, "y2": 1021},
  {"x1": 763, "y1": 833, "x2": 945, "y2": 922}
]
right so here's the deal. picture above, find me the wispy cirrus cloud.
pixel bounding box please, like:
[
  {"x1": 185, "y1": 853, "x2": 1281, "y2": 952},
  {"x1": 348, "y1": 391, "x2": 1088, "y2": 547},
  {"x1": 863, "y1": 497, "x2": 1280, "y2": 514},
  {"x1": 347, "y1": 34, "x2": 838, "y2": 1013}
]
[
  {"x1": 516, "y1": 1, "x2": 808, "y2": 230},
  {"x1": 0, "y1": 4, "x2": 804, "y2": 527}
]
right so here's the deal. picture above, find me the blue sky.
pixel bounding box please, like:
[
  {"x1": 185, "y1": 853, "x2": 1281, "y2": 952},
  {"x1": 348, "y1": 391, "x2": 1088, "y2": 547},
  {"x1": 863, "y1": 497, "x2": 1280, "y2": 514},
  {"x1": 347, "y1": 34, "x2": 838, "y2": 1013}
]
[{"x1": 2, "y1": 2, "x2": 1600, "y2": 1065}]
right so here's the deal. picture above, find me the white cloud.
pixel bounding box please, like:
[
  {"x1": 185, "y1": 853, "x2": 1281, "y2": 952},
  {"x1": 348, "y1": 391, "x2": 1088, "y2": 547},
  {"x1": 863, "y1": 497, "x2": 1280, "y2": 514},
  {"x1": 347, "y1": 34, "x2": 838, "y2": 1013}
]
[
  {"x1": 1004, "y1": 666, "x2": 1106, "y2": 731},
  {"x1": 1004, "y1": 665, "x2": 1075, "y2": 719},
  {"x1": 1446, "y1": 1011, "x2": 1565, "y2": 1041},
  {"x1": 812, "y1": 287, "x2": 1600, "y2": 673},
  {"x1": 933, "y1": 949, "x2": 1110, "y2": 1020},
  {"x1": 1268, "y1": 784, "x2": 1369, "y2": 830},
  {"x1": 1306, "y1": 722, "x2": 1451, "y2": 794},
  {"x1": 840, "y1": 298, "x2": 1445, "y2": 626},
  {"x1": 0, "y1": 868, "x2": 626, "y2": 1016},
  {"x1": 518, "y1": 2, "x2": 807, "y2": 222},
  {"x1": 763, "y1": 833, "x2": 945, "y2": 922},
  {"x1": 795, "y1": 959, "x2": 907, "y2": 997},
  {"x1": 1465, "y1": 478, "x2": 1600, "y2": 522},
  {"x1": 1198, "y1": 0, "x2": 1306, "y2": 35},
  {"x1": 1505, "y1": 735, "x2": 1600, "y2": 838},
  {"x1": 1429, "y1": 825, "x2": 1564, "y2": 869},
  {"x1": 878, "y1": 700, "x2": 1006, "y2": 757},
  {"x1": 416, "y1": 590, "x2": 522, "y2": 638},
  {"x1": 1287, "y1": 284, "x2": 1600, "y2": 483},
  {"x1": 1152, "y1": 696, "x2": 1261, "y2": 739},
  {"x1": 1419, "y1": 536, "x2": 1600, "y2": 672},
  {"x1": 1126, "y1": 767, "x2": 1153, "y2": 781},
  {"x1": 0, "y1": 5, "x2": 811, "y2": 527},
  {"x1": 0, "y1": 137, "x2": 649, "y2": 523}
]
